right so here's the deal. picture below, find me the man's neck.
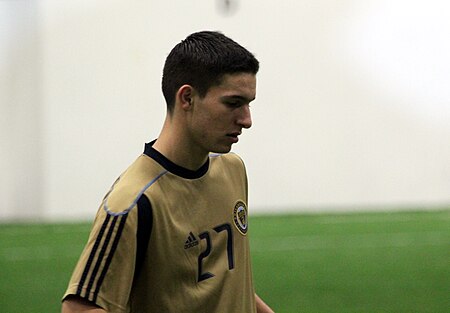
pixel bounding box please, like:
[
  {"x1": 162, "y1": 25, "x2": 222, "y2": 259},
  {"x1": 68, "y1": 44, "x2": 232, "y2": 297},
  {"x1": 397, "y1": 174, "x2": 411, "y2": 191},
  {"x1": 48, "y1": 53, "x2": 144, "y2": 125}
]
[
  {"x1": 152, "y1": 121, "x2": 209, "y2": 171},
  {"x1": 152, "y1": 139, "x2": 208, "y2": 171}
]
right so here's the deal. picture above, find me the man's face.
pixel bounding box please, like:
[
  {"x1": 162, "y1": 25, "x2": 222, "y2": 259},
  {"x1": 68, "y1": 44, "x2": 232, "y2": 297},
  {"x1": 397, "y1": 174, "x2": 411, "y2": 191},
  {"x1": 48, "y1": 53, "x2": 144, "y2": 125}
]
[{"x1": 187, "y1": 72, "x2": 256, "y2": 154}]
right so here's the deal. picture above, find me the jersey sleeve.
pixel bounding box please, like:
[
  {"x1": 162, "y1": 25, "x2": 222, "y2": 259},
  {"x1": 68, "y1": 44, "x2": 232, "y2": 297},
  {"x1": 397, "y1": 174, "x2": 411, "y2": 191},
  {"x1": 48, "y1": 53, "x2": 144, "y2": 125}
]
[{"x1": 63, "y1": 193, "x2": 151, "y2": 312}]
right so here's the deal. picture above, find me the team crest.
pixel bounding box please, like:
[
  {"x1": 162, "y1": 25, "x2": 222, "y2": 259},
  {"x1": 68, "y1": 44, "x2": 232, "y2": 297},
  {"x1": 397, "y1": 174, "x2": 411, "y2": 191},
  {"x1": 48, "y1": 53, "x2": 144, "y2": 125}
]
[{"x1": 233, "y1": 201, "x2": 248, "y2": 235}]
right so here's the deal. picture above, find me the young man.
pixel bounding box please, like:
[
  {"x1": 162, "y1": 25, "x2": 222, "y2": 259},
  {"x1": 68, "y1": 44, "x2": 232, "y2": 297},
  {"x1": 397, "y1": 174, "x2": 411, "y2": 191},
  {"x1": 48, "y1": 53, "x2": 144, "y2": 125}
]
[{"x1": 62, "y1": 31, "x2": 274, "y2": 313}]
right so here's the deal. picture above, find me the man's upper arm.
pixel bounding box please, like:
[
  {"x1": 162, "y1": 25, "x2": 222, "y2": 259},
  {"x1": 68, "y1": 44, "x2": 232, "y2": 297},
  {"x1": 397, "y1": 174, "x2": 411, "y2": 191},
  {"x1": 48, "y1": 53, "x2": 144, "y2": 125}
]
[
  {"x1": 62, "y1": 295, "x2": 106, "y2": 313},
  {"x1": 62, "y1": 193, "x2": 153, "y2": 311}
]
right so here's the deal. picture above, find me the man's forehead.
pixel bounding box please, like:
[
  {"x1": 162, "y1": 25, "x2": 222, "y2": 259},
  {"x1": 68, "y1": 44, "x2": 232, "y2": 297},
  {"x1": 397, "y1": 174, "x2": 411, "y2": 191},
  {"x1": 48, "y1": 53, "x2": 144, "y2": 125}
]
[
  {"x1": 215, "y1": 73, "x2": 256, "y2": 93},
  {"x1": 221, "y1": 72, "x2": 256, "y2": 84}
]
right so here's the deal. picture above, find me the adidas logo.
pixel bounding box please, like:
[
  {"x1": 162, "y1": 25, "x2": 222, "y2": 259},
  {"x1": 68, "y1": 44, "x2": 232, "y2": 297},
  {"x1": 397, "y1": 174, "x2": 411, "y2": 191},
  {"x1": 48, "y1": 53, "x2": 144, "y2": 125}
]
[{"x1": 184, "y1": 232, "x2": 199, "y2": 249}]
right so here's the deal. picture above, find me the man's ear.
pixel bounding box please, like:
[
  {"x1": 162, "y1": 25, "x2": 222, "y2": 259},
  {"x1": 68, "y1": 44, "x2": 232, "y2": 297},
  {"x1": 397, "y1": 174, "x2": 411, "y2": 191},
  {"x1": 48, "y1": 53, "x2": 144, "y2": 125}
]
[{"x1": 176, "y1": 85, "x2": 195, "y2": 111}]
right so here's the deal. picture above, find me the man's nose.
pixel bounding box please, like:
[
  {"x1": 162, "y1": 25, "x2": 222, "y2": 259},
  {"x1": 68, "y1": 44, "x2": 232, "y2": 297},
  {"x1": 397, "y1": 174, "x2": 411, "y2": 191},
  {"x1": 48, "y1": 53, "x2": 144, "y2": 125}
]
[{"x1": 237, "y1": 105, "x2": 252, "y2": 129}]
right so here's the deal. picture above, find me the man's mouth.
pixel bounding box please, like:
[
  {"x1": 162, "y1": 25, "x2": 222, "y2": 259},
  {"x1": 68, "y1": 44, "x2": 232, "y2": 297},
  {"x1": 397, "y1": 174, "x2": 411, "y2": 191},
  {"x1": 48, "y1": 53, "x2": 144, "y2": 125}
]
[
  {"x1": 227, "y1": 132, "x2": 241, "y2": 138},
  {"x1": 226, "y1": 132, "x2": 241, "y2": 143}
]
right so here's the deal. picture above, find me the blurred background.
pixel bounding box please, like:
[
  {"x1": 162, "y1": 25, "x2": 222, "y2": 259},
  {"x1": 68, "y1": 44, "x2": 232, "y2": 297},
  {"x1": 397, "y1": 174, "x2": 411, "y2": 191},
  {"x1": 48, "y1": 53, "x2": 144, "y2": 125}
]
[
  {"x1": 1, "y1": 0, "x2": 450, "y2": 220},
  {"x1": 1, "y1": 1, "x2": 449, "y2": 312},
  {"x1": 2, "y1": 0, "x2": 450, "y2": 221}
]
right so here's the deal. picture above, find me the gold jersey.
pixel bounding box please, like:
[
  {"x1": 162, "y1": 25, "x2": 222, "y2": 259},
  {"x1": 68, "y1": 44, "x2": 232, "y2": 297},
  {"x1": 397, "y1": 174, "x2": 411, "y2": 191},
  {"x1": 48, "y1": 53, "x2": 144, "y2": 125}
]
[{"x1": 63, "y1": 142, "x2": 256, "y2": 313}]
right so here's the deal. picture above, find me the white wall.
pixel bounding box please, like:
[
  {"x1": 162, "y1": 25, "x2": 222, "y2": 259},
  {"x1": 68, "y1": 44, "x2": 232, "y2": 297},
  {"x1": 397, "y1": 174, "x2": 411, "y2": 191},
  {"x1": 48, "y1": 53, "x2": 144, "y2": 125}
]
[
  {"x1": 0, "y1": 1, "x2": 43, "y2": 220},
  {"x1": 1, "y1": 0, "x2": 449, "y2": 220}
]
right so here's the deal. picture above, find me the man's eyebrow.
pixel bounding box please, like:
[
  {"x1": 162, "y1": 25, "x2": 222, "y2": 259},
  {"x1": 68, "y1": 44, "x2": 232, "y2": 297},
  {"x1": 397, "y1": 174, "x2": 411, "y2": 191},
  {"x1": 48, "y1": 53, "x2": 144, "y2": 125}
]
[{"x1": 221, "y1": 95, "x2": 256, "y2": 102}]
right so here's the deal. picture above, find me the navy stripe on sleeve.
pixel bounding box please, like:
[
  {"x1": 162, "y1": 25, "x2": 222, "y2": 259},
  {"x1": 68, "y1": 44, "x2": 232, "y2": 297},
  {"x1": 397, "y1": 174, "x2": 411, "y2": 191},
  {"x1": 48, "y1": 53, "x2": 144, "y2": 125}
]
[{"x1": 134, "y1": 194, "x2": 153, "y2": 282}]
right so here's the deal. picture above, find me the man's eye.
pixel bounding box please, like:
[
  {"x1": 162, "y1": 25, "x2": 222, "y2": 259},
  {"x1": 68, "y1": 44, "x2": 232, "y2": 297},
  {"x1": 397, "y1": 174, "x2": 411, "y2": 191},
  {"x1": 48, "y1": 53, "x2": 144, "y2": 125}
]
[{"x1": 226, "y1": 101, "x2": 241, "y2": 107}]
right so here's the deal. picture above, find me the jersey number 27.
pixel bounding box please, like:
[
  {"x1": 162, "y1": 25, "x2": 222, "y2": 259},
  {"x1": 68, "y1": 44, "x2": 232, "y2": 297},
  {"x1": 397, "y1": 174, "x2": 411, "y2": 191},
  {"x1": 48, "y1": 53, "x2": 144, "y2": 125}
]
[{"x1": 197, "y1": 223, "x2": 234, "y2": 282}]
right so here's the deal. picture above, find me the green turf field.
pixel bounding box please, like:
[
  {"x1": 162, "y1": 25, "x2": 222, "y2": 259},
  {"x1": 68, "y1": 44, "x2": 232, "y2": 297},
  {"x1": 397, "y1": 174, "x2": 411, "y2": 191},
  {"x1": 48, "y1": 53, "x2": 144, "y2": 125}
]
[{"x1": 1, "y1": 210, "x2": 449, "y2": 313}]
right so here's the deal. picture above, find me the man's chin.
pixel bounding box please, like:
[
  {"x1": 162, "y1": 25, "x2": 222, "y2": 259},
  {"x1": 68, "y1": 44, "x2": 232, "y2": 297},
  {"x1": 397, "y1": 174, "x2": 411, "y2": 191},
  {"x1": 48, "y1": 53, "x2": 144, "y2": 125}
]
[{"x1": 210, "y1": 145, "x2": 233, "y2": 154}]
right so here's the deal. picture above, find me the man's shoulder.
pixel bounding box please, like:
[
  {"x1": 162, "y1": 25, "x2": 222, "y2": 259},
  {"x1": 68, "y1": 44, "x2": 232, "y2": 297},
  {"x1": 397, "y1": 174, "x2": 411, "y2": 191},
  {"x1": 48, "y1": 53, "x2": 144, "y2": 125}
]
[
  {"x1": 211, "y1": 151, "x2": 244, "y2": 162},
  {"x1": 102, "y1": 155, "x2": 167, "y2": 216},
  {"x1": 209, "y1": 152, "x2": 247, "y2": 178},
  {"x1": 211, "y1": 152, "x2": 245, "y2": 168}
]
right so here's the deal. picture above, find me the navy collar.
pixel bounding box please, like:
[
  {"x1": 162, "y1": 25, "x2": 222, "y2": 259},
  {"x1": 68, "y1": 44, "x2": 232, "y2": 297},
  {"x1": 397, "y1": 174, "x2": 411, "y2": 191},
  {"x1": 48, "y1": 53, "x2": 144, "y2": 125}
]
[{"x1": 144, "y1": 140, "x2": 209, "y2": 179}]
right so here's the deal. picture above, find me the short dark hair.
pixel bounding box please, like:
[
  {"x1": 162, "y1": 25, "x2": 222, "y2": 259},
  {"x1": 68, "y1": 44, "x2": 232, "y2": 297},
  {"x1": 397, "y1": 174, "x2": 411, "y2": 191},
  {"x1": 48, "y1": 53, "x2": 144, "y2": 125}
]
[{"x1": 162, "y1": 31, "x2": 259, "y2": 112}]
